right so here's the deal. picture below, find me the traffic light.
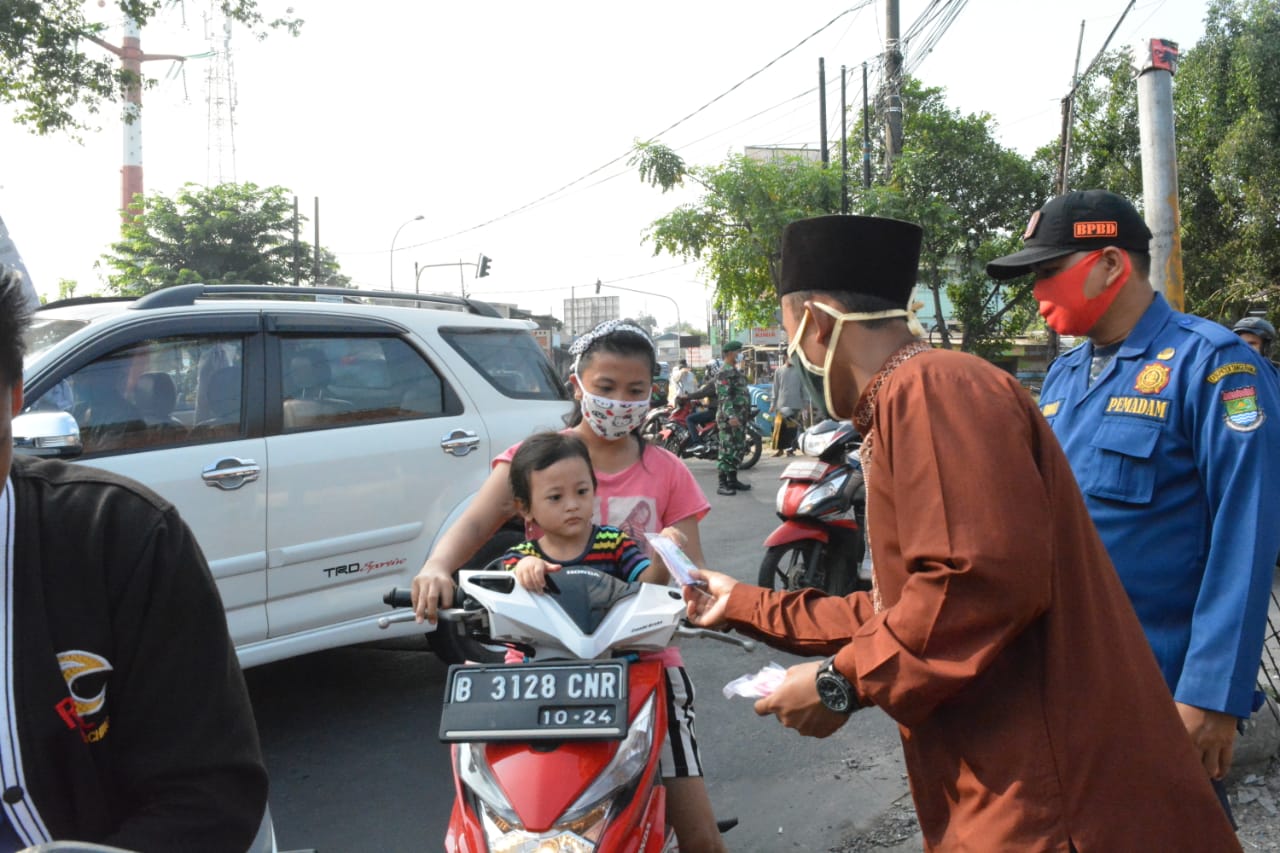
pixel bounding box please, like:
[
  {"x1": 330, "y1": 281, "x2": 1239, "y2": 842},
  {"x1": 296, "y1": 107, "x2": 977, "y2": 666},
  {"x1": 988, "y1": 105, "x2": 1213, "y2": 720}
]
[{"x1": 476, "y1": 254, "x2": 491, "y2": 278}]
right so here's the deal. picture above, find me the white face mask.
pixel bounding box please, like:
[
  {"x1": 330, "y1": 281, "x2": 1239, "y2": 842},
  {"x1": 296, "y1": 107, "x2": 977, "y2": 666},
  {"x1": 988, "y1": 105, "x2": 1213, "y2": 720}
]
[
  {"x1": 575, "y1": 374, "x2": 650, "y2": 441},
  {"x1": 786, "y1": 301, "x2": 920, "y2": 420}
]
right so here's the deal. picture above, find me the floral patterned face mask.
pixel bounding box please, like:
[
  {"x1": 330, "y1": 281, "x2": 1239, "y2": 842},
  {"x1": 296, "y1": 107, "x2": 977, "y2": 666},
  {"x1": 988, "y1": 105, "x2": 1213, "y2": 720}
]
[{"x1": 575, "y1": 373, "x2": 650, "y2": 441}]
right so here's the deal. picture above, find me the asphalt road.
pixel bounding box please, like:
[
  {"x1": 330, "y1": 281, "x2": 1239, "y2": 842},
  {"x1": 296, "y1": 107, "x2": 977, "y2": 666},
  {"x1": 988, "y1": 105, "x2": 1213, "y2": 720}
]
[{"x1": 245, "y1": 451, "x2": 912, "y2": 853}]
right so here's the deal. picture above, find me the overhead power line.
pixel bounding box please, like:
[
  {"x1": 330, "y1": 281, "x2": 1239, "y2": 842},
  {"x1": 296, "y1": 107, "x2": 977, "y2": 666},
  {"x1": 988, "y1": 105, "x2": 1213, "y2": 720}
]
[{"x1": 342, "y1": 4, "x2": 874, "y2": 258}]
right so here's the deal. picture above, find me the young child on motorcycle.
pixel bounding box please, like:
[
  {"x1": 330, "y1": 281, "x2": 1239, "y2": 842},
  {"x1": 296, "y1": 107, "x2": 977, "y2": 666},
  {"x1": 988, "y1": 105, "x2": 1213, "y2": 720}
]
[
  {"x1": 501, "y1": 430, "x2": 669, "y2": 592},
  {"x1": 413, "y1": 319, "x2": 725, "y2": 853}
]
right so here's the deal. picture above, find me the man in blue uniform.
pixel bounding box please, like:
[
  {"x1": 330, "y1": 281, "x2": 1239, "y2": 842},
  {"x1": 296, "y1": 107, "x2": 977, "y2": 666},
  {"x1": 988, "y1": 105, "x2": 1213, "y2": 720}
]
[{"x1": 989, "y1": 190, "x2": 1280, "y2": 810}]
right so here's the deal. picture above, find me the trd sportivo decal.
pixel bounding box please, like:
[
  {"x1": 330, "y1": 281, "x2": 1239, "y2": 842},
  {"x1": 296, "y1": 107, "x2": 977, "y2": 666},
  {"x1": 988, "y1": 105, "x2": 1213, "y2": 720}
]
[{"x1": 323, "y1": 557, "x2": 408, "y2": 578}]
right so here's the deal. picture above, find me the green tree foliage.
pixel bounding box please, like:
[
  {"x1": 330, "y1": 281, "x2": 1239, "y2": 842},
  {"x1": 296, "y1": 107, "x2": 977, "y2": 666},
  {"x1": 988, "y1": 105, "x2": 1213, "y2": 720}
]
[
  {"x1": 1, "y1": 1, "x2": 301, "y2": 136},
  {"x1": 854, "y1": 79, "x2": 1050, "y2": 356},
  {"x1": 632, "y1": 81, "x2": 1049, "y2": 356},
  {"x1": 630, "y1": 142, "x2": 842, "y2": 326},
  {"x1": 1175, "y1": 0, "x2": 1280, "y2": 321},
  {"x1": 103, "y1": 182, "x2": 348, "y2": 295},
  {"x1": 1058, "y1": 0, "x2": 1280, "y2": 325},
  {"x1": 1045, "y1": 50, "x2": 1144, "y2": 200}
]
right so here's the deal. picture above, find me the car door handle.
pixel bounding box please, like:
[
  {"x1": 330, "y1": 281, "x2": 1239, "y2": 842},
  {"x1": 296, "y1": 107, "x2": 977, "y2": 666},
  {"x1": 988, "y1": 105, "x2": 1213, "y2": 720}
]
[
  {"x1": 440, "y1": 429, "x2": 480, "y2": 457},
  {"x1": 202, "y1": 457, "x2": 261, "y2": 490}
]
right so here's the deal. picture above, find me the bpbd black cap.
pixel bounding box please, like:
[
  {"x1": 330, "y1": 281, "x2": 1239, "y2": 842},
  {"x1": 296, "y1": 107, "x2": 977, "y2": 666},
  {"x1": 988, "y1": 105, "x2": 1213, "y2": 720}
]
[{"x1": 986, "y1": 190, "x2": 1153, "y2": 280}]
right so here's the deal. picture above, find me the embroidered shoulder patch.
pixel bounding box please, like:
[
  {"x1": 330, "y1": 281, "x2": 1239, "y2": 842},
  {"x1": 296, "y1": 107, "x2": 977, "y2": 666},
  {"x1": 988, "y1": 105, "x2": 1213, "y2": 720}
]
[
  {"x1": 1134, "y1": 362, "x2": 1172, "y2": 395},
  {"x1": 1040, "y1": 400, "x2": 1061, "y2": 417},
  {"x1": 1206, "y1": 362, "x2": 1257, "y2": 384},
  {"x1": 1222, "y1": 386, "x2": 1265, "y2": 432}
]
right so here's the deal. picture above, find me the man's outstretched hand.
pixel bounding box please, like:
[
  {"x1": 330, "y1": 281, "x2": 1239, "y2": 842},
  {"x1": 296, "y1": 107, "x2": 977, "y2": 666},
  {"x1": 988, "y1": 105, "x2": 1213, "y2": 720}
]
[
  {"x1": 682, "y1": 569, "x2": 739, "y2": 628},
  {"x1": 754, "y1": 660, "x2": 850, "y2": 738}
]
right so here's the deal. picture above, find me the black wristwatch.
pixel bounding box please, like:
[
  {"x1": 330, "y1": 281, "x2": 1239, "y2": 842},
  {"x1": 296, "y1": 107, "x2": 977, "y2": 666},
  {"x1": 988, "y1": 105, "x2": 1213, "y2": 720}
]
[{"x1": 815, "y1": 656, "x2": 857, "y2": 714}]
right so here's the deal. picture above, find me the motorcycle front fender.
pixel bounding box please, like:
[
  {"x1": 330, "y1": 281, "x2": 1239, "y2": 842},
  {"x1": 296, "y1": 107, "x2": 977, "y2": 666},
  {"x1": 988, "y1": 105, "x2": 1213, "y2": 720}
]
[{"x1": 763, "y1": 521, "x2": 829, "y2": 549}]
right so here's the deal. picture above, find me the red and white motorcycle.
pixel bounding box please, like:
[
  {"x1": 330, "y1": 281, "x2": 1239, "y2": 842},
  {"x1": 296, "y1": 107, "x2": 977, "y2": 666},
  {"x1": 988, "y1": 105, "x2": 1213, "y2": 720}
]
[
  {"x1": 759, "y1": 420, "x2": 870, "y2": 597},
  {"x1": 380, "y1": 567, "x2": 749, "y2": 851}
]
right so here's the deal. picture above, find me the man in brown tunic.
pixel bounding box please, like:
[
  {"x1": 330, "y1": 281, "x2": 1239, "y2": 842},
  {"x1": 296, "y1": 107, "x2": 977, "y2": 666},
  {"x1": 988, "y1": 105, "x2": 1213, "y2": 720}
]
[{"x1": 686, "y1": 215, "x2": 1238, "y2": 851}]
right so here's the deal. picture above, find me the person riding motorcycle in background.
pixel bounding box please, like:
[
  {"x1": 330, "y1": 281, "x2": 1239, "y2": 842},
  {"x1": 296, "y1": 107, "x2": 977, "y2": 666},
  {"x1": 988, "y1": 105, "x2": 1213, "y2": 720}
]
[
  {"x1": 1233, "y1": 315, "x2": 1279, "y2": 375},
  {"x1": 682, "y1": 359, "x2": 721, "y2": 450}
]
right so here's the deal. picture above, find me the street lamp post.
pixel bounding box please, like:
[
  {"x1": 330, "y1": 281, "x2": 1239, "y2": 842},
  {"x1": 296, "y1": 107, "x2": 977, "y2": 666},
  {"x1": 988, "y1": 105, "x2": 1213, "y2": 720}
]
[{"x1": 389, "y1": 215, "x2": 424, "y2": 290}]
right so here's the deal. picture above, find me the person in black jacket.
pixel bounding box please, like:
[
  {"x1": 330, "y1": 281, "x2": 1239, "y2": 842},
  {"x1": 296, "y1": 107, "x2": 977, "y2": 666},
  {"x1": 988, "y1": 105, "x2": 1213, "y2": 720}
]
[{"x1": 0, "y1": 268, "x2": 268, "y2": 851}]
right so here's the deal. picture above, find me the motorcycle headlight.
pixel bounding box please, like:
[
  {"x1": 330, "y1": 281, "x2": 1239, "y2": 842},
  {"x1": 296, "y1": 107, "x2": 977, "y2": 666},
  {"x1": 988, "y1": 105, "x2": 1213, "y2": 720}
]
[
  {"x1": 461, "y1": 695, "x2": 658, "y2": 853},
  {"x1": 798, "y1": 479, "x2": 842, "y2": 516}
]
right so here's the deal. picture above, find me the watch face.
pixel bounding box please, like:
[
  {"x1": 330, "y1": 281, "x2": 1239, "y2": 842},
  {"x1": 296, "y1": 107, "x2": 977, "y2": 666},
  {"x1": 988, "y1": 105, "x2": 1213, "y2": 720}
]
[{"x1": 816, "y1": 673, "x2": 853, "y2": 713}]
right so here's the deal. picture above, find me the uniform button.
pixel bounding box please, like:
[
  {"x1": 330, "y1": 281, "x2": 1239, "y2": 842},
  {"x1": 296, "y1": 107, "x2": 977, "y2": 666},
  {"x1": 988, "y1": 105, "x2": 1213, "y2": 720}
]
[
  {"x1": 3, "y1": 785, "x2": 23, "y2": 803},
  {"x1": 1179, "y1": 318, "x2": 1193, "y2": 326}
]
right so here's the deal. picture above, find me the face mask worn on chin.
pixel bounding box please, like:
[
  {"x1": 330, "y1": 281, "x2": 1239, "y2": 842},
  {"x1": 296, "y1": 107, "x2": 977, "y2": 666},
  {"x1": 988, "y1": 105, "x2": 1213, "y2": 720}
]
[
  {"x1": 786, "y1": 301, "x2": 922, "y2": 420},
  {"x1": 575, "y1": 374, "x2": 650, "y2": 440},
  {"x1": 1033, "y1": 250, "x2": 1129, "y2": 336}
]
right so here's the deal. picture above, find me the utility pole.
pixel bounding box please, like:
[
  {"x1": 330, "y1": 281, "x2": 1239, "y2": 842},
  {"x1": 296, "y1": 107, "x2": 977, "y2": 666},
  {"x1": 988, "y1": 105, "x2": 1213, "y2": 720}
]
[
  {"x1": 292, "y1": 196, "x2": 300, "y2": 286},
  {"x1": 1049, "y1": 20, "x2": 1086, "y2": 362},
  {"x1": 1056, "y1": 21, "x2": 1087, "y2": 196},
  {"x1": 1135, "y1": 38, "x2": 1184, "y2": 310},
  {"x1": 313, "y1": 197, "x2": 320, "y2": 285},
  {"x1": 882, "y1": 0, "x2": 903, "y2": 178},
  {"x1": 862, "y1": 62, "x2": 872, "y2": 189},
  {"x1": 840, "y1": 64, "x2": 849, "y2": 214},
  {"x1": 84, "y1": 16, "x2": 185, "y2": 220},
  {"x1": 818, "y1": 58, "x2": 830, "y2": 168}
]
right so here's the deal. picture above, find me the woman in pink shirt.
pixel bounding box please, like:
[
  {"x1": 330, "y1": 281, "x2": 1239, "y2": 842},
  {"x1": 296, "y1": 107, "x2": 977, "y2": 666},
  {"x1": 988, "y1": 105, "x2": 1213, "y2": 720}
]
[{"x1": 412, "y1": 320, "x2": 723, "y2": 853}]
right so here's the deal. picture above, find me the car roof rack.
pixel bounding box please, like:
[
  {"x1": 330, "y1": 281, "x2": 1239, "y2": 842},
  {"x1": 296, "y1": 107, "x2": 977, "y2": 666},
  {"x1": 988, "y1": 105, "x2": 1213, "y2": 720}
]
[
  {"x1": 36, "y1": 295, "x2": 136, "y2": 311},
  {"x1": 128, "y1": 284, "x2": 502, "y2": 317}
]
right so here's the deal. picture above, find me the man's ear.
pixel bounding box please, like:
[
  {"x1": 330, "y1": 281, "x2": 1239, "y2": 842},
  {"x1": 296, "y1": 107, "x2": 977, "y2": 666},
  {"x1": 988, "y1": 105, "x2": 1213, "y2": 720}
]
[
  {"x1": 804, "y1": 300, "x2": 837, "y2": 345},
  {"x1": 1100, "y1": 247, "x2": 1131, "y2": 289},
  {"x1": 11, "y1": 382, "x2": 22, "y2": 415}
]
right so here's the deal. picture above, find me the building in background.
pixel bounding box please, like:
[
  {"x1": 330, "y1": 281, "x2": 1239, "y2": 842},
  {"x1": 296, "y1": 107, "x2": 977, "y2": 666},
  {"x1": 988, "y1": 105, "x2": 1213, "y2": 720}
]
[{"x1": 563, "y1": 295, "x2": 619, "y2": 339}]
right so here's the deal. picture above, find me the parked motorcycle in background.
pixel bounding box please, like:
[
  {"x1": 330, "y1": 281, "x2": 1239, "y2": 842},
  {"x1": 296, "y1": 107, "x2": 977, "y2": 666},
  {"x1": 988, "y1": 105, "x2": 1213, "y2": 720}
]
[
  {"x1": 759, "y1": 420, "x2": 870, "y2": 596},
  {"x1": 644, "y1": 398, "x2": 763, "y2": 470},
  {"x1": 380, "y1": 568, "x2": 748, "y2": 851}
]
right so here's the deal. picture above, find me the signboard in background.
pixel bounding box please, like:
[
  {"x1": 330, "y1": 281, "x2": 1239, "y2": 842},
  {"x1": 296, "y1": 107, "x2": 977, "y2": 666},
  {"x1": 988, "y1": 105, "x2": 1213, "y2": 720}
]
[
  {"x1": 747, "y1": 327, "x2": 783, "y2": 347},
  {"x1": 531, "y1": 328, "x2": 553, "y2": 356}
]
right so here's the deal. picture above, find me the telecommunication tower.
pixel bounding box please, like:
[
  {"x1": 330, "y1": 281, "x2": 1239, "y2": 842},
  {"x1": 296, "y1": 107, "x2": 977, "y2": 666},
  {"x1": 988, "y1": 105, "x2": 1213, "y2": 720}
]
[{"x1": 203, "y1": 6, "x2": 238, "y2": 185}]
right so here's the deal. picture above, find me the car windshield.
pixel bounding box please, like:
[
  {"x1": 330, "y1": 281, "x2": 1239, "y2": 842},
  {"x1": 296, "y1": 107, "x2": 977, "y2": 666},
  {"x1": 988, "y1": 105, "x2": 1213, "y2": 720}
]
[{"x1": 22, "y1": 317, "x2": 89, "y2": 362}]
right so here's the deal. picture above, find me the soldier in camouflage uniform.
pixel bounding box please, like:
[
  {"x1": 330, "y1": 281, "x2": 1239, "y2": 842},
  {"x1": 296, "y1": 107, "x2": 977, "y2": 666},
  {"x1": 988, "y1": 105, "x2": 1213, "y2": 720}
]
[{"x1": 715, "y1": 340, "x2": 752, "y2": 496}]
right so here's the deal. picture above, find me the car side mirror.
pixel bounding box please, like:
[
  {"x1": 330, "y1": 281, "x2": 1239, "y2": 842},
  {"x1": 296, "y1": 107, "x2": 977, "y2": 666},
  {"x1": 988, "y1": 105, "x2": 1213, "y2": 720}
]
[{"x1": 12, "y1": 411, "x2": 83, "y2": 459}]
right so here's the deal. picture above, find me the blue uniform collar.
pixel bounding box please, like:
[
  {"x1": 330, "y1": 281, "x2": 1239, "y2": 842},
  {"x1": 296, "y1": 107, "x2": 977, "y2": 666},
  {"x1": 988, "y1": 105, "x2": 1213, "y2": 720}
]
[{"x1": 1114, "y1": 292, "x2": 1171, "y2": 359}]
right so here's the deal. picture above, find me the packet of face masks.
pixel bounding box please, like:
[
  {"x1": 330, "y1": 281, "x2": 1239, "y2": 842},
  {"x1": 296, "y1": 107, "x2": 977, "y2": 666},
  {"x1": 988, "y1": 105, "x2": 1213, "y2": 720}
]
[
  {"x1": 722, "y1": 662, "x2": 788, "y2": 700},
  {"x1": 643, "y1": 533, "x2": 703, "y2": 587}
]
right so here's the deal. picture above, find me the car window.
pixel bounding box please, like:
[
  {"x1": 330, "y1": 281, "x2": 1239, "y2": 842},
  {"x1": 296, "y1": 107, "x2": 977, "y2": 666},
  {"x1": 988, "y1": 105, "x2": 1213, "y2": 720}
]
[
  {"x1": 24, "y1": 335, "x2": 245, "y2": 455},
  {"x1": 278, "y1": 334, "x2": 457, "y2": 432},
  {"x1": 439, "y1": 328, "x2": 566, "y2": 401},
  {"x1": 22, "y1": 317, "x2": 89, "y2": 362}
]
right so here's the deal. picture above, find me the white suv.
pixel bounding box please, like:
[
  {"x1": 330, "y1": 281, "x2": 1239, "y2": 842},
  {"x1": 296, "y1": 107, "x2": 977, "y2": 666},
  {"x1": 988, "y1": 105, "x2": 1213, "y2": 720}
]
[{"x1": 15, "y1": 284, "x2": 568, "y2": 667}]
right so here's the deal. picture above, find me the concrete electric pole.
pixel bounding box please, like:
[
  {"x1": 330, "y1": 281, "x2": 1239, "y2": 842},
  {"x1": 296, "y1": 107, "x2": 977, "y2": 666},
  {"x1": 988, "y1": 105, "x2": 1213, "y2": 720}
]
[
  {"x1": 882, "y1": 0, "x2": 903, "y2": 178},
  {"x1": 1134, "y1": 38, "x2": 1185, "y2": 311}
]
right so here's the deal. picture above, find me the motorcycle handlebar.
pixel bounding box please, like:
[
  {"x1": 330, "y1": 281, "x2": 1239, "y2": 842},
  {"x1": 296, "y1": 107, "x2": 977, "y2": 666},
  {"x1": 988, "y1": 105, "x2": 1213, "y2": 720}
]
[
  {"x1": 383, "y1": 587, "x2": 413, "y2": 608},
  {"x1": 674, "y1": 625, "x2": 756, "y2": 652}
]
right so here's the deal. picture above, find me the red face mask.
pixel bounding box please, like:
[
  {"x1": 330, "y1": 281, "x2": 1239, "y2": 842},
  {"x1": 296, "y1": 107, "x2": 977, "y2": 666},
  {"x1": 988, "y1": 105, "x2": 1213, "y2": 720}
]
[{"x1": 1033, "y1": 250, "x2": 1129, "y2": 336}]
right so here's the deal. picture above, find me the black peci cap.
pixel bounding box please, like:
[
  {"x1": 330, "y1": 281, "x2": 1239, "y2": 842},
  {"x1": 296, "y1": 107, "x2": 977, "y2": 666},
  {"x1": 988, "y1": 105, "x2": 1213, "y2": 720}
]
[
  {"x1": 987, "y1": 190, "x2": 1153, "y2": 280},
  {"x1": 778, "y1": 215, "x2": 923, "y2": 305}
]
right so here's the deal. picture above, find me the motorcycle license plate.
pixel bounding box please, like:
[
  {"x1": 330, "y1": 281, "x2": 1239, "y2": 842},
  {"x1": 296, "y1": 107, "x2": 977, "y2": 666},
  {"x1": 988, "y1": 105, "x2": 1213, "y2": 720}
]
[
  {"x1": 781, "y1": 460, "x2": 828, "y2": 481},
  {"x1": 439, "y1": 660, "x2": 629, "y2": 742}
]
